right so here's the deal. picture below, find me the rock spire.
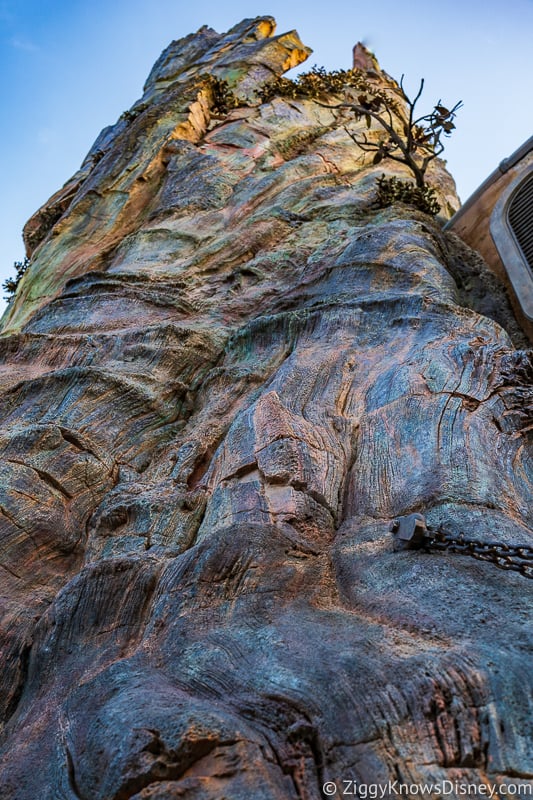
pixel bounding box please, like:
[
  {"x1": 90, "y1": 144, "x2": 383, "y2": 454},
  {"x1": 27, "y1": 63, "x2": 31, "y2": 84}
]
[{"x1": 0, "y1": 17, "x2": 531, "y2": 799}]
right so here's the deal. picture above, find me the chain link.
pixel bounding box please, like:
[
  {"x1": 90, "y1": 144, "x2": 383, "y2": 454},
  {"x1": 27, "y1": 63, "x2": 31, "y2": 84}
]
[{"x1": 427, "y1": 530, "x2": 533, "y2": 578}]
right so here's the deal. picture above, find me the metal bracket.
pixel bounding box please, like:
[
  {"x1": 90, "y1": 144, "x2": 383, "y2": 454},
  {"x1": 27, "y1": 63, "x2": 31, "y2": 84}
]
[{"x1": 390, "y1": 513, "x2": 428, "y2": 551}]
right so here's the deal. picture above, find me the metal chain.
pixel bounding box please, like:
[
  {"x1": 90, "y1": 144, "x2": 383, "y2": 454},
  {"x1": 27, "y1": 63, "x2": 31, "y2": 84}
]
[
  {"x1": 427, "y1": 530, "x2": 533, "y2": 578},
  {"x1": 391, "y1": 515, "x2": 533, "y2": 579}
]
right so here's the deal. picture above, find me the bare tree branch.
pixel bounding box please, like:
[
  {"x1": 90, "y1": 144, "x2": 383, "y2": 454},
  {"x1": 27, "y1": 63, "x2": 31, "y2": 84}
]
[{"x1": 318, "y1": 78, "x2": 461, "y2": 189}]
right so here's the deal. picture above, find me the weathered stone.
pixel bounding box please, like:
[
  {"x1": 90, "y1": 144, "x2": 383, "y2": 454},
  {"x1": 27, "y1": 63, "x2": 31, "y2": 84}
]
[{"x1": 0, "y1": 16, "x2": 531, "y2": 800}]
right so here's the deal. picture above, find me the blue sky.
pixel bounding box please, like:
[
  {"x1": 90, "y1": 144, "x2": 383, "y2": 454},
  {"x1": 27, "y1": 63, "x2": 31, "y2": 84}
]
[{"x1": 1, "y1": 0, "x2": 532, "y2": 313}]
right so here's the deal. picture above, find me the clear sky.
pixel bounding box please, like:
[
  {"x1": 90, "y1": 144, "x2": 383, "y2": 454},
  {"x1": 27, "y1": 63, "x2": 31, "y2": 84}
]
[{"x1": 1, "y1": 0, "x2": 532, "y2": 314}]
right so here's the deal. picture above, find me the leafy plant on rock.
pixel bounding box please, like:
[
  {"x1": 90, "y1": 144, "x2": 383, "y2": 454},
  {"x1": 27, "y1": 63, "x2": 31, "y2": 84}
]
[
  {"x1": 375, "y1": 174, "x2": 441, "y2": 216},
  {"x1": 259, "y1": 66, "x2": 386, "y2": 103},
  {"x1": 202, "y1": 75, "x2": 241, "y2": 115}
]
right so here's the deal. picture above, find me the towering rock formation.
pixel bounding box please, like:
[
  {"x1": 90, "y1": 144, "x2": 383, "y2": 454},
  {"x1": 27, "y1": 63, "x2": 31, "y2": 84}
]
[{"x1": 0, "y1": 17, "x2": 531, "y2": 799}]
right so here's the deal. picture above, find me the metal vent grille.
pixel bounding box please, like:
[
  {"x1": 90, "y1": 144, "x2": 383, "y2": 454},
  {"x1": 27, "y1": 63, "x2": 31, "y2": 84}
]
[{"x1": 508, "y1": 172, "x2": 533, "y2": 270}]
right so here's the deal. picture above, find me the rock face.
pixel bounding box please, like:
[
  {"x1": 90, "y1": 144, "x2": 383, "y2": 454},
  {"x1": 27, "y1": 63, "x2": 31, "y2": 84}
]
[{"x1": 0, "y1": 17, "x2": 532, "y2": 800}]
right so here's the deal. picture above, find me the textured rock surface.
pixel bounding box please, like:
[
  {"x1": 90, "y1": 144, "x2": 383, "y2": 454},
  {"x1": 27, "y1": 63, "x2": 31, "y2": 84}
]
[{"x1": 0, "y1": 16, "x2": 532, "y2": 799}]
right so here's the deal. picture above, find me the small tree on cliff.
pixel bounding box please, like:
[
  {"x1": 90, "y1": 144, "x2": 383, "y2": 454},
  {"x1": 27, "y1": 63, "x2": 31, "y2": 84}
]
[
  {"x1": 3, "y1": 257, "x2": 29, "y2": 301},
  {"x1": 260, "y1": 67, "x2": 461, "y2": 215},
  {"x1": 338, "y1": 77, "x2": 462, "y2": 190}
]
